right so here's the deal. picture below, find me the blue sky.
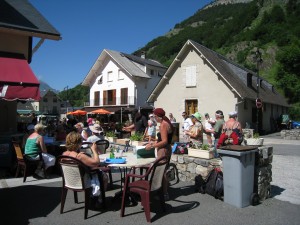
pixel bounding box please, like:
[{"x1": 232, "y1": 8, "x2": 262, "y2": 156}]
[{"x1": 29, "y1": 0, "x2": 212, "y2": 91}]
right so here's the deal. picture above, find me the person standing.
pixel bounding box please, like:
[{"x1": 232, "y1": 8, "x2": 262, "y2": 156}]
[
  {"x1": 211, "y1": 110, "x2": 225, "y2": 157},
  {"x1": 184, "y1": 112, "x2": 203, "y2": 147},
  {"x1": 181, "y1": 112, "x2": 193, "y2": 142},
  {"x1": 145, "y1": 108, "x2": 173, "y2": 200},
  {"x1": 204, "y1": 113, "x2": 216, "y2": 147},
  {"x1": 168, "y1": 113, "x2": 176, "y2": 123},
  {"x1": 144, "y1": 114, "x2": 157, "y2": 143},
  {"x1": 217, "y1": 111, "x2": 243, "y2": 148},
  {"x1": 122, "y1": 111, "x2": 148, "y2": 135}
]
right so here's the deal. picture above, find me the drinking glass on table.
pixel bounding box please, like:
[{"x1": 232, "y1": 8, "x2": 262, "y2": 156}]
[{"x1": 132, "y1": 146, "x2": 137, "y2": 155}]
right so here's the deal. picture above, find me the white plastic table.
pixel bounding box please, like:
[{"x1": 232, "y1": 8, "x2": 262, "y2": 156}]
[{"x1": 99, "y1": 152, "x2": 156, "y2": 198}]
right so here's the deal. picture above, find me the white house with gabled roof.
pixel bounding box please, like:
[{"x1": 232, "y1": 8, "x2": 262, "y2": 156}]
[{"x1": 82, "y1": 49, "x2": 167, "y2": 114}]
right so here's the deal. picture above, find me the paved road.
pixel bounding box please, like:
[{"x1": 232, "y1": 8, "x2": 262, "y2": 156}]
[
  {"x1": 0, "y1": 133, "x2": 299, "y2": 225},
  {"x1": 263, "y1": 133, "x2": 300, "y2": 205}
]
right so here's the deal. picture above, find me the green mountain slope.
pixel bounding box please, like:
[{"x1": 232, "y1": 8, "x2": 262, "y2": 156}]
[
  {"x1": 64, "y1": 0, "x2": 299, "y2": 119},
  {"x1": 134, "y1": 0, "x2": 300, "y2": 119}
]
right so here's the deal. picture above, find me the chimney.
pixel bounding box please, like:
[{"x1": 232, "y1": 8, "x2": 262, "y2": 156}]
[
  {"x1": 141, "y1": 51, "x2": 146, "y2": 59},
  {"x1": 247, "y1": 73, "x2": 252, "y2": 87}
]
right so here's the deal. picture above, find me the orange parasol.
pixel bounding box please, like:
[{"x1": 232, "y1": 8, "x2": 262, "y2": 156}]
[
  {"x1": 90, "y1": 108, "x2": 111, "y2": 114},
  {"x1": 68, "y1": 110, "x2": 87, "y2": 115}
]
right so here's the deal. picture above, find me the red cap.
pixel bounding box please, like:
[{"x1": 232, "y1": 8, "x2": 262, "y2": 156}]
[{"x1": 153, "y1": 108, "x2": 165, "y2": 117}]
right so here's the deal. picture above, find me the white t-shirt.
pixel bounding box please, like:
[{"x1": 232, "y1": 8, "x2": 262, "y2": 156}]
[
  {"x1": 183, "y1": 117, "x2": 193, "y2": 131},
  {"x1": 204, "y1": 118, "x2": 215, "y2": 130}
]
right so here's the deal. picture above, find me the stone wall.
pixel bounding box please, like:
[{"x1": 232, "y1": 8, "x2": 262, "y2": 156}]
[
  {"x1": 255, "y1": 146, "x2": 273, "y2": 201},
  {"x1": 170, "y1": 145, "x2": 273, "y2": 202},
  {"x1": 170, "y1": 154, "x2": 222, "y2": 182},
  {"x1": 280, "y1": 129, "x2": 300, "y2": 140}
]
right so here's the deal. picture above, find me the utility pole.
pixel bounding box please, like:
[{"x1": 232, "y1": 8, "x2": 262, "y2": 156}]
[
  {"x1": 64, "y1": 86, "x2": 68, "y2": 114},
  {"x1": 121, "y1": 107, "x2": 123, "y2": 124},
  {"x1": 255, "y1": 49, "x2": 263, "y2": 133}
]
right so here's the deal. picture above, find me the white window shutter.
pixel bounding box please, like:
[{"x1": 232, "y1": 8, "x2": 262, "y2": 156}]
[{"x1": 185, "y1": 65, "x2": 196, "y2": 87}]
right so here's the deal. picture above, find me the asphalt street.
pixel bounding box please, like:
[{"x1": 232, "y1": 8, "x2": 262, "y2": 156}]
[{"x1": 0, "y1": 132, "x2": 299, "y2": 225}]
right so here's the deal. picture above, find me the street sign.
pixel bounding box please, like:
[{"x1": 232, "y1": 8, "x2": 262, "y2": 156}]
[{"x1": 256, "y1": 98, "x2": 262, "y2": 109}]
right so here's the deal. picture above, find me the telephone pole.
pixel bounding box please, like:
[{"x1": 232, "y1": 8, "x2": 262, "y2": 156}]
[{"x1": 255, "y1": 49, "x2": 263, "y2": 133}]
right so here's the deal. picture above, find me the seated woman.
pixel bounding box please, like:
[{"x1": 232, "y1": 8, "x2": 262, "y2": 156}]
[
  {"x1": 25, "y1": 124, "x2": 56, "y2": 177},
  {"x1": 63, "y1": 132, "x2": 108, "y2": 206}
]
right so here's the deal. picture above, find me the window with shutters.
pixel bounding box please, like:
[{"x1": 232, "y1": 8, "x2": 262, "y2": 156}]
[
  {"x1": 121, "y1": 88, "x2": 128, "y2": 104},
  {"x1": 185, "y1": 100, "x2": 198, "y2": 115},
  {"x1": 94, "y1": 91, "x2": 100, "y2": 106},
  {"x1": 185, "y1": 65, "x2": 197, "y2": 87},
  {"x1": 103, "y1": 89, "x2": 116, "y2": 105}
]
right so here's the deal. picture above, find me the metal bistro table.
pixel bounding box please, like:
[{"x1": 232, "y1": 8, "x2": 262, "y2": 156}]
[{"x1": 99, "y1": 152, "x2": 156, "y2": 199}]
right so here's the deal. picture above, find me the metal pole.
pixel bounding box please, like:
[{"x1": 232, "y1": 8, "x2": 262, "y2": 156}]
[
  {"x1": 255, "y1": 49, "x2": 262, "y2": 133},
  {"x1": 64, "y1": 86, "x2": 68, "y2": 114},
  {"x1": 121, "y1": 107, "x2": 123, "y2": 124}
]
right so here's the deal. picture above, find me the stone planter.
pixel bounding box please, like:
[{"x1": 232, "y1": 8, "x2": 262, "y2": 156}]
[
  {"x1": 188, "y1": 148, "x2": 214, "y2": 159},
  {"x1": 131, "y1": 140, "x2": 144, "y2": 146},
  {"x1": 107, "y1": 137, "x2": 117, "y2": 143},
  {"x1": 116, "y1": 139, "x2": 130, "y2": 145},
  {"x1": 244, "y1": 138, "x2": 264, "y2": 146}
]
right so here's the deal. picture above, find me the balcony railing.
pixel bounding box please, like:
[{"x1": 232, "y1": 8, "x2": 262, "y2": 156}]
[{"x1": 84, "y1": 96, "x2": 135, "y2": 107}]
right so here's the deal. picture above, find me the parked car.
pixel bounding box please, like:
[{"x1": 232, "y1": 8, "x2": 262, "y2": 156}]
[
  {"x1": 277, "y1": 114, "x2": 292, "y2": 130},
  {"x1": 292, "y1": 121, "x2": 300, "y2": 129}
]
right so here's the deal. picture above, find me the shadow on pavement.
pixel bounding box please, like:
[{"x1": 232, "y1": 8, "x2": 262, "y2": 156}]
[
  {"x1": 270, "y1": 184, "x2": 285, "y2": 198},
  {"x1": 0, "y1": 185, "x2": 61, "y2": 225},
  {"x1": 103, "y1": 183, "x2": 200, "y2": 223}
]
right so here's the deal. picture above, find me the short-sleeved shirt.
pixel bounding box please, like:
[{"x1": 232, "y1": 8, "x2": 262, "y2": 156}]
[
  {"x1": 87, "y1": 134, "x2": 104, "y2": 143},
  {"x1": 214, "y1": 119, "x2": 225, "y2": 139},
  {"x1": 183, "y1": 117, "x2": 193, "y2": 131},
  {"x1": 134, "y1": 116, "x2": 148, "y2": 133}
]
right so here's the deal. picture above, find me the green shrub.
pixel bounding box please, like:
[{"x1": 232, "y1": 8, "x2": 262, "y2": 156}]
[
  {"x1": 106, "y1": 131, "x2": 116, "y2": 137},
  {"x1": 129, "y1": 132, "x2": 144, "y2": 141}
]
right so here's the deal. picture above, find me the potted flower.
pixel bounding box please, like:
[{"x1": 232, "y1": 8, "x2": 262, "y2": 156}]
[
  {"x1": 187, "y1": 142, "x2": 214, "y2": 159},
  {"x1": 244, "y1": 132, "x2": 264, "y2": 146},
  {"x1": 105, "y1": 131, "x2": 117, "y2": 143},
  {"x1": 129, "y1": 132, "x2": 145, "y2": 146}
]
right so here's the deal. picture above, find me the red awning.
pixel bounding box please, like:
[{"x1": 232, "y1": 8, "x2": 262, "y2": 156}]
[{"x1": 0, "y1": 57, "x2": 40, "y2": 101}]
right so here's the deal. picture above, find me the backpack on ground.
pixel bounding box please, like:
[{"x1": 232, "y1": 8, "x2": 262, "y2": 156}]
[
  {"x1": 166, "y1": 162, "x2": 179, "y2": 185},
  {"x1": 194, "y1": 174, "x2": 206, "y2": 194},
  {"x1": 195, "y1": 167, "x2": 224, "y2": 200}
]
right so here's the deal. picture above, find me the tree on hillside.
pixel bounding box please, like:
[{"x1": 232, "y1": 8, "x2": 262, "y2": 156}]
[
  {"x1": 275, "y1": 44, "x2": 300, "y2": 104},
  {"x1": 58, "y1": 84, "x2": 89, "y2": 107}
]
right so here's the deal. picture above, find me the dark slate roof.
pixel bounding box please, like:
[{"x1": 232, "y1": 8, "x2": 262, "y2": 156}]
[
  {"x1": 82, "y1": 49, "x2": 167, "y2": 86},
  {"x1": 0, "y1": 0, "x2": 61, "y2": 40},
  {"x1": 106, "y1": 50, "x2": 151, "y2": 79},
  {"x1": 189, "y1": 40, "x2": 289, "y2": 107},
  {"x1": 123, "y1": 53, "x2": 167, "y2": 69}
]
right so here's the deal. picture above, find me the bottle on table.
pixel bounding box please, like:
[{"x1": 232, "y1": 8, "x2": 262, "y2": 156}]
[{"x1": 109, "y1": 146, "x2": 115, "y2": 159}]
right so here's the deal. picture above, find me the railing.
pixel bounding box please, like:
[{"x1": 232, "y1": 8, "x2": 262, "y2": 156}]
[{"x1": 84, "y1": 96, "x2": 135, "y2": 107}]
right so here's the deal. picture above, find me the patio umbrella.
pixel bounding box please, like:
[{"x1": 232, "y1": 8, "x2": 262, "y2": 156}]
[
  {"x1": 69, "y1": 110, "x2": 87, "y2": 115},
  {"x1": 90, "y1": 108, "x2": 111, "y2": 114}
]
